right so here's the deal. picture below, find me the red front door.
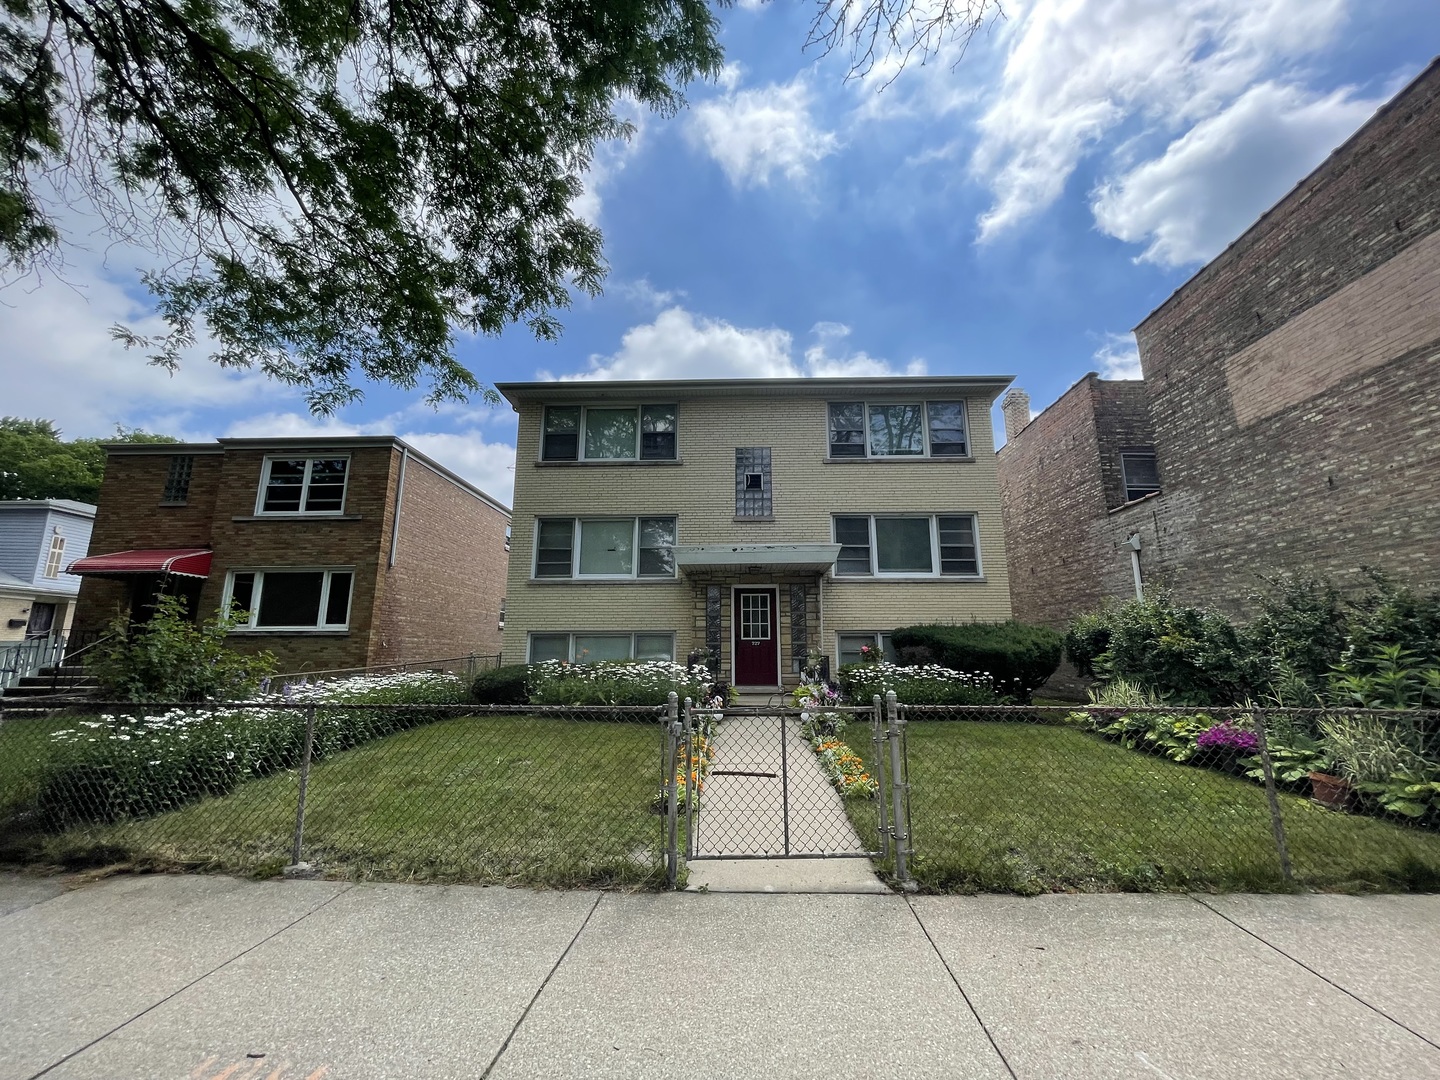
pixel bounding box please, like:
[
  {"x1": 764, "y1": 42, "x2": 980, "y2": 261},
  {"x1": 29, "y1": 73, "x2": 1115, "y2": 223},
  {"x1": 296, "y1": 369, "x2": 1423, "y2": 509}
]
[{"x1": 734, "y1": 589, "x2": 779, "y2": 687}]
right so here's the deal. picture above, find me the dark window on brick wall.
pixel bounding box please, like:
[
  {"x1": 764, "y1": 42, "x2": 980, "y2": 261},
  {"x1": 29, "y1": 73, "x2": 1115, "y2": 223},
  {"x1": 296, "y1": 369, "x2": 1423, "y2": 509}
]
[
  {"x1": 736, "y1": 448, "x2": 772, "y2": 516},
  {"x1": 162, "y1": 455, "x2": 194, "y2": 504},
  {"x1": 1121, "y1": 451, "x2": 1161, "y2": 502}
]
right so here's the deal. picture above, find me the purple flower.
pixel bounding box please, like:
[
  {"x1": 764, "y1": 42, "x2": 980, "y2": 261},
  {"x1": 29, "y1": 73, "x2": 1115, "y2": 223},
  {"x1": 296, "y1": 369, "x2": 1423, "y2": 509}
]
[{"x1": 1196, "y1": 722, "x2": 1259, "y2": 753}]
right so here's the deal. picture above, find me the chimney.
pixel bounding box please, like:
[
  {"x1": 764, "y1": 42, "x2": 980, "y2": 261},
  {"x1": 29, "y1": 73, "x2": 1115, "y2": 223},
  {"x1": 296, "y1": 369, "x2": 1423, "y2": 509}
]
[{"x1": 1002, "y1": 388, "x2": 1032, "y2": 442}]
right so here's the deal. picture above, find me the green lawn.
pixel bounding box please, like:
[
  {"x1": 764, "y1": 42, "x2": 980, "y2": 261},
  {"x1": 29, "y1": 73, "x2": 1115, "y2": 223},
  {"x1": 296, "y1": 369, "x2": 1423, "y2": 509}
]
[
  {"x1": 0, "y1": 713, "x2": 76, "y2": 821},
  {"x1": 14, "y1": 714, "x2": 669, "y2": 889},
  {"x1": 874, "y1": 720, "x2": 1440, "y2": 894}
]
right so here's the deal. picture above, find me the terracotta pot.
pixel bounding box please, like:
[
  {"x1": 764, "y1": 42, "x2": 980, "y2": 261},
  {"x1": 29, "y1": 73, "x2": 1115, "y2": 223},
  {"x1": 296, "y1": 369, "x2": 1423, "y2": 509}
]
[{"x1": 1308, "y1": 771, "x2": 1352, "y2": 810}]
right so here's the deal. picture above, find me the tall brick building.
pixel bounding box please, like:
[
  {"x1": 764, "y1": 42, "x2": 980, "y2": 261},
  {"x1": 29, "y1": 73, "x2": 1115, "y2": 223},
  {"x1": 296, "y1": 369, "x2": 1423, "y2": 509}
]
[
  {"x1": 69, "y1": 437, "x2": 510, "y2": 673},
  {"x1": 998, "y1": 57, "x2": 1440, "y2": 629}
]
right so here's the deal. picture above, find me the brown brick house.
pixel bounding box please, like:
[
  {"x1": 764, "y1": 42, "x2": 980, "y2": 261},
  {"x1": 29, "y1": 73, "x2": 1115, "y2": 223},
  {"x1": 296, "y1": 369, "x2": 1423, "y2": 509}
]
[
  {"x1": 69, "y1": 437, "x2": 510, "y2": 674},
  {"x1": 998, "y1": 57, "x2": 1440, "y2": 629}
]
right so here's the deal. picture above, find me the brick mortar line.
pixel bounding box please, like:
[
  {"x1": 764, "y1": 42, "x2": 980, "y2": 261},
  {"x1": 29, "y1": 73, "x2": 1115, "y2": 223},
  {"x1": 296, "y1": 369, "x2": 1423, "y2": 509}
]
[{"x1": 25, "y1": 882, "x2": 356, "y2": 1080}]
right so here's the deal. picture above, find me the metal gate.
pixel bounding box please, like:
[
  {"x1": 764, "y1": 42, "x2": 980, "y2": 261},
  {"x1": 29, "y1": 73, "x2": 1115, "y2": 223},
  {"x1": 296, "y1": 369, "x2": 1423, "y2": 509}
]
[{"x1": 679, "y1": 699, "x2": 900, "y2": 862}]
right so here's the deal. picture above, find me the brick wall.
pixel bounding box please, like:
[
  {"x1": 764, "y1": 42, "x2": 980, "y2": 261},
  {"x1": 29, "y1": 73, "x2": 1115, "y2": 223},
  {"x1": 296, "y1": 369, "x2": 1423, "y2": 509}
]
[
  {"x1": 71, "y1": 451, "x2": 224, "y2": 638},
  {"x1": 501, "y1": 390, "x2": 1014, "y2": 672},
  {"x1": 197, "y1": 446, "x2": 395, "y2": 673},
  {"x1": 373, "y1": 454, "x2": 510, "y2": 665},
  {"x1": 1134, "y1": 59, "x2": 1440, "y2": 614}
]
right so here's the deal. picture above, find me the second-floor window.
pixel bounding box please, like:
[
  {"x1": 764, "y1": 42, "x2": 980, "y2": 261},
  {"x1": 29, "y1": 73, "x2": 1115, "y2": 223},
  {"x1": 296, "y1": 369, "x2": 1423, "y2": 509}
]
[
  {"x1": 833, "y1": 514, "x2": 980, "y2": 577},
  {"x1": 828, "y1": 401, "x2": 969, "y2": 459},
  {"x1": 1121, "y1": 451, "x2": 1161, "y2": 502},
  {"x1": 541, "y1": 405, "x2": 678, "y2": 461},
  {"x1": 533, "y1": 516, "x2": 676, "y2": 579},
  {"x1": 257, "y1": 456, "x2": 349, "y2": 514},
  {"x1": 162, "y1": 455, "x2": 194, "y2": 504},
  {"x1": 43, "y1": 533, "x2": 65, "y2": 577}
]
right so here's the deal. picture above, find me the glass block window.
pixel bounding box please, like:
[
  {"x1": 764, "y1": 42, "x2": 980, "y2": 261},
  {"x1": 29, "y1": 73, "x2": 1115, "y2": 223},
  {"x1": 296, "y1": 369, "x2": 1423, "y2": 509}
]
[
  {"x1": 162, "y1": 455, "x2": 194, "y2": 504},
  {"x1": 735, "y1": 448, "x2": 772, "y2": 517}
]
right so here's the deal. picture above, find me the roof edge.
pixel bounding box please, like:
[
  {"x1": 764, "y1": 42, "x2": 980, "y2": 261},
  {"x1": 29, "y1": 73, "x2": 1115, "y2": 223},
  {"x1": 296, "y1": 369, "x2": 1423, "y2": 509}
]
[{"x1": 496, "y1": 375, "x2": 1015, "y2": 408}]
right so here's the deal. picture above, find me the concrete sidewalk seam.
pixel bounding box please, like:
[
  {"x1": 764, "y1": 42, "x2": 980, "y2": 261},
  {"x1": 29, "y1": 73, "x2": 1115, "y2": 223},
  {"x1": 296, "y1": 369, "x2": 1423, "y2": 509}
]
[
  {"x1": 23, "y1": 881, "x2": 355, "y2": 1080},
  {"x1": 1188, "y1": 894, "x2": 1440, "y2": 1055},
  {"x1": 479, "y1": 890, "x2": 603, "y2": 1080},
  {"x1": 905, "y1": 896, "x2": 1019, "y2": 1080}
]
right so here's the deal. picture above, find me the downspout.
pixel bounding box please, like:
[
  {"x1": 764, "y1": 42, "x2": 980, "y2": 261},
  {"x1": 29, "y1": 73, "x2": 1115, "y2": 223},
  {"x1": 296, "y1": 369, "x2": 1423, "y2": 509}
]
[{"x1": 388, "y1": 447, "x2": 409, "y2": 569}]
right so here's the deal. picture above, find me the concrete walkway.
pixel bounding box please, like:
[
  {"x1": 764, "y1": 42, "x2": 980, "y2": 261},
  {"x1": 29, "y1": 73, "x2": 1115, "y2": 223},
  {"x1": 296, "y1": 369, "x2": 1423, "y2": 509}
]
[
  {"x1": 3, "y1": 872, "x2": 1438, "y2": 1080},
  {"x1": 686, "y1": 713, "x2": 886, "y2": 892}
]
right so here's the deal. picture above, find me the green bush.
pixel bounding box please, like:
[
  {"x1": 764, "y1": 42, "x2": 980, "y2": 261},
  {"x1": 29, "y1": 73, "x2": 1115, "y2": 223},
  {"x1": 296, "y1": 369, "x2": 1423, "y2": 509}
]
[
  {"x1": 90, "y1": 595, "x2": 275, "y2": 702},
  {"x1": 1061, "y1": 593, "x2": 1261, "y2": 705},
  {"x1": 889, "y1": 621, "x2": 1062, "y2": 702},
  {"x1": 30, "y1": 672, "x2": 467, "y2": 827},
  {"x1": 472, "y1": 664, "x2": 531, "y2": 705}
]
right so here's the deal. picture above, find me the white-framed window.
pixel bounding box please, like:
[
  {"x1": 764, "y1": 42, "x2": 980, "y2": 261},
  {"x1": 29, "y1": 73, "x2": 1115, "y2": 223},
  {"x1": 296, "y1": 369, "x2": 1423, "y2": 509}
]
[
  {"x1": 541, "y1": 404, "x2": 678, "y2": 462},
  {"x1": 43, "y1": 533, "x2": 65, "y2": 578},
  {"x1": 532, "y1": 517, "x2": 676, "y2": 579},
  {"x1": 255, "y1": 456, "x2": 349, "y2": 515},
  {"x1": 837, "y1": 632, "x2": 897, "y2": 667},
  {"x1": 224, "y1": 568, "x2": 354, "y2": 630},
  {"x1": 827, "y1": 401, "x2": 969, "y2": 459},
  {"x1": 1120, "y1": 450, "x2": 1161, "y2": 502},
  {"x1": 832, "y1": 514, "x2": 981, "y2": 577},
  {"x1": 528, "y1": 631, "x2": 676, "y2": 664}
]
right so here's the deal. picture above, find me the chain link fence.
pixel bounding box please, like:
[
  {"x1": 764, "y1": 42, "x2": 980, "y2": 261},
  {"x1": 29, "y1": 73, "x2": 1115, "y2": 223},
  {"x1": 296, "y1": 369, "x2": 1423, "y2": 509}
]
[
  {"x1": 1, "y1": 694, "x2": 1436, "y2": 893},
  {"x1": 0, "y1": 699, "x2": 671, "y2": 889},
  {"x1": 896, "y1": 702, "x2": 1440, "y2": 893}
]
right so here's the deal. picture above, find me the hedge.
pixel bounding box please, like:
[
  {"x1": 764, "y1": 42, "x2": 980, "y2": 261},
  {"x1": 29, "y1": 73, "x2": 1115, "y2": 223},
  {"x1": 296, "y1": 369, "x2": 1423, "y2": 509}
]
[
  {"x1": 889, "y1": 621, "x2": 1063, "y2": 701},
  {"x1": 471, "y1": 664, "x2": 531, "y2": 705}
]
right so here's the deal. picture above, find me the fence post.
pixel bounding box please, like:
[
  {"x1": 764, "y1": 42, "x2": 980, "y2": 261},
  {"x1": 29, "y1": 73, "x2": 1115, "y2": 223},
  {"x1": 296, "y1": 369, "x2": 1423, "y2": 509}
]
[
  {"x1": 873, "y1": 694, "x2": 890, "y2": 858},
  {"x1": 683, "y1": 697, "x2": 696, "y2": 862},
  {"x1": 1252, "y1": 708, "x2": 1295, "y2": 886},
  {"x1": 289, "y1": 704, "x2": 318, "y2": 872},
  {"x1": 665, "y1": 692, "x2": 681, "y2": 888},
  {"x1": 886, "y1": 691, "x2": 912, "y2": 886}
]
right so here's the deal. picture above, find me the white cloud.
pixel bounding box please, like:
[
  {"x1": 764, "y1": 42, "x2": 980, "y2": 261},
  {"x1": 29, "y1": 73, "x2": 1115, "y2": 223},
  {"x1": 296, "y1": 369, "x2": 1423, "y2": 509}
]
[
  {"x1": 1091, "y1": 81, "x2": 1380, "y2": 266},
  {"x1": 559, "y1": 307, "x2": 923, "y2": 381},
  {"x1": 969, "y1": 0, "x2": 1349, "y2": 241},
  {"x1": 571, "y1": 96, "x2": 650, "y2": 224},
  {"x1": 222, "y1": 412, "x2": 518, "y2": 507},
  {"x1": 608, "y1": 277, "x2": 684, "y2": 311},
  {"x1": 0, "y1": 253, "x2": 282, "y2": 438},
  {"x1": 1094, "y1": 332, "x2": 1142, "y2": 380},
  {"x1": 687, "y1": 76, "x2": 840, "y2": 188}
]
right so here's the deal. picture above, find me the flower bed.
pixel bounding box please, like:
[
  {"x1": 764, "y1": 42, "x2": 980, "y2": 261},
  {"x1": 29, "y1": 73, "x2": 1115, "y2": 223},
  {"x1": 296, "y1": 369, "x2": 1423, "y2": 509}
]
[
  {"x1": 31, "y1": 672, "x2": 467, "y2": 827},
  {"x1": 838, "y1": 661, "x2": 1008, "y2": 707},
  {"x1": 527, "y1": 659, "x2": 713, "y2": 708},
  {"x1": 795, "y1": 680, "x2": 878, "y2": 800}
]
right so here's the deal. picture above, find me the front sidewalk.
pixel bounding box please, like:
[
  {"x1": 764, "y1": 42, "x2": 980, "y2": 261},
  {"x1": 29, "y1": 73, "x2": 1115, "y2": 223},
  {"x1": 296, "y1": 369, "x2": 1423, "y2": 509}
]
[{"x1": 3, "y1": 873, "x2": 1437, "y2": 1079}]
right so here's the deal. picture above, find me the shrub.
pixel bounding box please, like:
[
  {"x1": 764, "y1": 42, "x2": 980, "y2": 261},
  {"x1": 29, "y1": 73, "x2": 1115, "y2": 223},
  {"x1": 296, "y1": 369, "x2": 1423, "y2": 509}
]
[
  {"x1": 1242, "y1": 573, "x2": 1347, "y2": 692},
  {"x1": 1060, "y1": 593, "x2": 1262, "y2": 705},
  {"x1": 90, "y1": 595, "x2": 276, "y2": 702},
  {"x1": 838, "y1": 661, "x2": 1006, "y2": 707},
  {"x1": 472, "y1": 664, "x2": 531, "y2": 705},
  {"x1": 889, "y1": 621, "x2": 1062, "y2": 702},
  {"x1": 32, "y1": 672, "x2": 466, "y2": 827},
  {"x1": 525, "y1": 660, "x2": 712, "y2": 708}
]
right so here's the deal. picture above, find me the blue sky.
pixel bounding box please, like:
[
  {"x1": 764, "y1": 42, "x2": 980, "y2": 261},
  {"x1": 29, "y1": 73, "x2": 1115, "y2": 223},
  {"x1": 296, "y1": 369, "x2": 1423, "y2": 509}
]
[{"x1": 2, "y1": 0, "x2": 1435, "y2": 507}]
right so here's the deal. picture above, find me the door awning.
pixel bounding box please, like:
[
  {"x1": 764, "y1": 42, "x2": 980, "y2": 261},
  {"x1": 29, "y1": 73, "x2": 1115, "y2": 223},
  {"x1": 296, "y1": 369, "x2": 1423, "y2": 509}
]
[
  {"x1": 673, "y1": 544, "x2": 841, "y2": 575},
  {"x1": 66, "y1": 549, "x2": 213, "y2": 579}
]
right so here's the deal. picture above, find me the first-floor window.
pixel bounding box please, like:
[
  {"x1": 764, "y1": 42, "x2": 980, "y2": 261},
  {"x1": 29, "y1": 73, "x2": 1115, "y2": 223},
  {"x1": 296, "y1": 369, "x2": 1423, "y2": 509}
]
[
  {"x1": 837, "y1": 632, "x2": 896, "y2": 667},
  {"x1": 226, "y1": 568, "x2": 353, "y2": 630},
  {"x1": 528, "y1": 632, "x2": 675, "y2": 664},
  {"x1": 833, "y1": 514, "x2": 981, "y2": 577}
]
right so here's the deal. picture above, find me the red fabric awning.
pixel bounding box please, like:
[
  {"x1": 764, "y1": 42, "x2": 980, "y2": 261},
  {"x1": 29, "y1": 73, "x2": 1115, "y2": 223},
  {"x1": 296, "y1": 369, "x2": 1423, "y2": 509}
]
[{"x1": 66, "y1": 549, "x2": 213, "y2": 579}]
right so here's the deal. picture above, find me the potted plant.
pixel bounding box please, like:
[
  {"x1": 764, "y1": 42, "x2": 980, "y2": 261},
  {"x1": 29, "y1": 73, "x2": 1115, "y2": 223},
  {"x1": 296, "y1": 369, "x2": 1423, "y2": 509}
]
[{"x1": 1315, "y1": 713, "x2": 1429, "y2": 812}]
